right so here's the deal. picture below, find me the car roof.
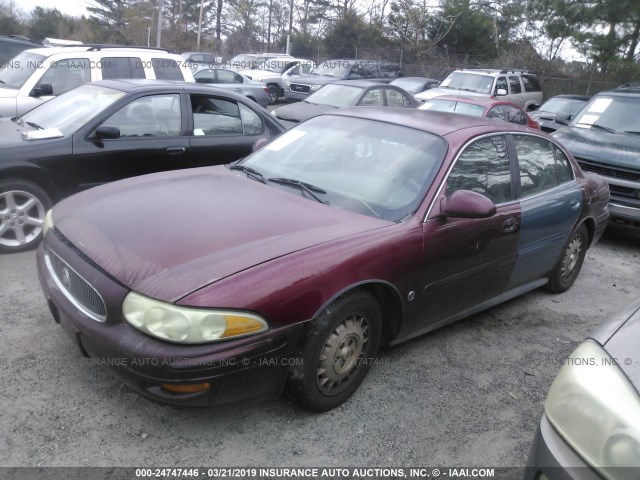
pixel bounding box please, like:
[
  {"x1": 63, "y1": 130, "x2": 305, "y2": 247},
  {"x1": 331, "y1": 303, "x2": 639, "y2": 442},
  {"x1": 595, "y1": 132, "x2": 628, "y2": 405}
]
[
  {"x1": 89, "y1": 79, "x2": 202, "y2": 92},
  {"x1": 0, "y1": 35, "x2": 41, "y2": 47},
  {"x1": 426, "y1": 95, "x2": 519, "y2": 107},
  {"x1": 393, "y1": 76, "x2": 438, "y2": 82},
  {"x1": 547, "y1": 94, "x2": 591, "y2": 101},
  {"x1": 23, "y1": 45, "x2": 176, "y2": 56},
  {"x1": 327, "y1": 107, "x2": 528, "y2": 136},
  {"x1": 455, "y1": 68, "x2": 535, "y2": 76},
  {"x1": 598, "y1": 86, "x2": 640, "y2": 97},
  {"x1": 332, "y1": 79, "x2": 386, "y2": 88}
]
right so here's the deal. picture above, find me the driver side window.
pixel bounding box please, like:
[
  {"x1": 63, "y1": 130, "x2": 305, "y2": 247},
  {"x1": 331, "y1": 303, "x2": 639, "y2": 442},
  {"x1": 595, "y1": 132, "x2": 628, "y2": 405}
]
[{"x1": 102, "y1": 94, "x2": 181, "y2": 137}]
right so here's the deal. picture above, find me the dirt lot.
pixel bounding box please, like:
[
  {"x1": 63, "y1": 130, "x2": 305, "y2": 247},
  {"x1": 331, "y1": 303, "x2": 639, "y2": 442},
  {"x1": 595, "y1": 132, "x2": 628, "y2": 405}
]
[{"x1": 0, "y1": 226, "x2": 638, "y2": 470}]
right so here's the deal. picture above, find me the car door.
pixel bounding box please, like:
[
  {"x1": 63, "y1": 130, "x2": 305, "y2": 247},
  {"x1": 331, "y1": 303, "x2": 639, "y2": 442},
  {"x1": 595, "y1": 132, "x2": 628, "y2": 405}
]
[
  {"x1": 417, "y1": 134, "x2": 521, "y2": 329},
  {"x1": 71, "y1": 92, "x2": 190, "y2": 190},
  {"x1": 505, "y1": 134, "x2": 582, "y2": 289},
  {"x1": 187, "y1": 93, "x2": 269, "y2": 165},
  {"x1": 357, "y1": 88, "x2": 384, "y2": 106},
  {"x1": 508, "y1": 76, "x2": 525, "y2": 108}
]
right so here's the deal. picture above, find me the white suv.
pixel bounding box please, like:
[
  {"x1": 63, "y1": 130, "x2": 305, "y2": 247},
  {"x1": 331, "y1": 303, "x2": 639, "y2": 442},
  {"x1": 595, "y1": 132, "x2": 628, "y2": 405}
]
[
  {"x1": 0, "y1": 45, "x2": 194, "y2": 117},
  {"x1": 415, "y1": 68, "x2": 542, "y2": 111}
]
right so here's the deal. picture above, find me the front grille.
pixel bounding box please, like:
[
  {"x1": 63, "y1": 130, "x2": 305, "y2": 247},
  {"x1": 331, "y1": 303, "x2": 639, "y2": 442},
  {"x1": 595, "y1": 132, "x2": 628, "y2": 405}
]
[
  {"x1": 46, "y1": 249, "x2": 107, "y2": 322},
  {"x1": 290, "y1": 83, "x2": 310, "y2": 93},
  {"x1": 576, "y1": 158, "x2": 640, "y2": 182}
]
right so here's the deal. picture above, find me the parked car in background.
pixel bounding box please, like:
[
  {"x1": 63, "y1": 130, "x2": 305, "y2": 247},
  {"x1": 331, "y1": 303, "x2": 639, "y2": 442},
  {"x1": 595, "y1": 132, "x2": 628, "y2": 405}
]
[
  {"x1": 181, "y1": 51, "x2": 222, "y2": 71},
  {"x1": 525, "y1": 298, "x2": 640, "y2": 480},
  {"x1": 272, "y1": 80, "x2": 417, "y2": 127},
  {"x1": 415, "y1": 68, "x2": 543, "y2": 111},
  {"x1": 529, "y1": 94, "x2": 590, "y2": 133},
  {"x1": 0, "y1": 45, "x2": 194, "y2": 118},
  {"x1": 0, "y1": 35, "x2": 41, "y2": 66},
  {"x1": 193, "y1": 67, "x2": 270, "y2": 108},
  {"x1": 390, "y1": 76, "x2": 440, "y2": 99},
  {"x1": 0, "y1": 79, "x2": 285, "y2": 253},
  {"x1": 37, "y1": 108, "x2": 608, "y2": 412},
  {"x1": 553, "y1": 86, "x2": 640, "y2": 228},
  {"x1": 240, "y1": 57, "x2": 314, "y2": 104},
  {"x1": 285, "y1": 59, "x2": 403, "y2": 102},
  {"x1": 419, "y1": 95, "x2": 540, "y2": 129},
  {"x1": 227, "y1": 52, "x2": 293, "y2": 70}
]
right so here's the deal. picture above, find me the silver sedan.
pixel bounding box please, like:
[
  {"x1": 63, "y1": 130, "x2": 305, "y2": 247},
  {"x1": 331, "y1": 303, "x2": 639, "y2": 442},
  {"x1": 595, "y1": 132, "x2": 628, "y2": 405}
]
[{"x1": 193, "y1": 67, "x2": 270, "y2": 108}]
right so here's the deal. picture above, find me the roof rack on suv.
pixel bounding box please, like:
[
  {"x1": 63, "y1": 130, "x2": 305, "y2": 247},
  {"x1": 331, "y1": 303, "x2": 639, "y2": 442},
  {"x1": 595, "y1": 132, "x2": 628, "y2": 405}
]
[{"x1": 62, "y1": 44, "x2": 176, "y2": 54}]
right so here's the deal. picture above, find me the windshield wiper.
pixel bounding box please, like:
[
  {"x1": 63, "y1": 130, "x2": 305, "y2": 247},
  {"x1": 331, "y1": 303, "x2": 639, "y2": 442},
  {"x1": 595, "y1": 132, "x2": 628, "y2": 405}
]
[
  {"x1": 268, "y1": 177, "x2": 329, "y2": 204},
  {"x1": 229, "y1": 164, "x2": 267, "y2": 184},
  {"x1": 624, "y1": 130, "x2": 640, "y2": 135},
  {"x1": 26, "y1": 121, "x2": 43, "y2": 130},
  {"x1": 577, "y1": 123, "x2": 616, "y2": 133}
]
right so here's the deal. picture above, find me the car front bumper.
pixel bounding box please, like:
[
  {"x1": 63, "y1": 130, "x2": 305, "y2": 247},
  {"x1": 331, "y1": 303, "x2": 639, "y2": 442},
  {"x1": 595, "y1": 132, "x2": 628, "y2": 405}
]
[
  {"x1": 284, "y1": 89, "x2": 309, "y2": 102},
  {"x1": 524, "y1": 414, "x2": 602, "y2": 480},
  {"x1": 37, "y1": 231, "x2": 305, "y2": 408}
]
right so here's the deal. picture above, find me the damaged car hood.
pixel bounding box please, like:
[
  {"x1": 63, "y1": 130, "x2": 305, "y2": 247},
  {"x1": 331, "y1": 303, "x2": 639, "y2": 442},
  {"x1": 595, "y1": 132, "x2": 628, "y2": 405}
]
[{"x1": 51, "y1": 166, "x2": 390, "y2": 302}]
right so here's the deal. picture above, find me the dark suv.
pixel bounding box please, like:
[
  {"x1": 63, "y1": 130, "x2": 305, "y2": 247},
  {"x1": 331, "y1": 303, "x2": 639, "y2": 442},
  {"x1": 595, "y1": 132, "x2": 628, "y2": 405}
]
[
  {"x1": 553, "y1": 86, "x2": 640, "y2": 227},
  {"x1": 0, "y1": 35, "x2": 41, "y2": 66},
  {"x1": 285, "y1": 59, "x2": 402, "y2": 101}
]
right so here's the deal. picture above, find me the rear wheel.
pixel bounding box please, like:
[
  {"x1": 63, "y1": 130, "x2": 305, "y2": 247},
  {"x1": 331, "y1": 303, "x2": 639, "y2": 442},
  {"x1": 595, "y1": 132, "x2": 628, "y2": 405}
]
[
  {"x1": 267, "y1": 85, "x2": 279, "y2": 105},
  {"x1": 289, "y1": 290, "x2": 382, "y2": 412},
  {"x1": 0, "y1": 179, "x2": 52, "y2": 254},
  {"x1": 546, "y1": 224, "x2": 588, "y2": 293}
]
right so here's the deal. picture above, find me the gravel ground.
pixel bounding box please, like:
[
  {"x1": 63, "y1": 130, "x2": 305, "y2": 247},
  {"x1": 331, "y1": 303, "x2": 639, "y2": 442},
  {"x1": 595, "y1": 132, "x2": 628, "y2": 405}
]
[{"x1": 0, "y1": 225, "x2": 638, "y2": 471}]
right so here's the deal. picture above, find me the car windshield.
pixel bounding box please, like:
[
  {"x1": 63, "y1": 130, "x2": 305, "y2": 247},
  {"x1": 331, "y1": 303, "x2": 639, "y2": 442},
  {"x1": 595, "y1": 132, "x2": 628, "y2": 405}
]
[
  {"x1": 420, "y1": 98, "x2": 485, "y2": 117},
  {"x1": 539, "y1": 97, "x2": 588, "y2": 116},
  {"x1": 0, "y1": 51, "x2": 46, "y2": 90},
  {"x1": 310, "y1": 61, "x2": 350, "y2": 78},
  {"x1": 20, "y1": 84, "x2": 126, "y2": 135},
  {"x1": 572, "y1": 95, "x2": 640, "y2": 134},
  {"x1": 439, "y1": 72, "x2": 494, "y2": 94},
  {"x1": 306, "y1": 84, "x2": 364, "y2": 108},
  {"x1": 239, "y1": 115, "x2": 447, "y2": 221},
  {"x1": 392, "y1": 78, "x2": 429, "y2": 94}
]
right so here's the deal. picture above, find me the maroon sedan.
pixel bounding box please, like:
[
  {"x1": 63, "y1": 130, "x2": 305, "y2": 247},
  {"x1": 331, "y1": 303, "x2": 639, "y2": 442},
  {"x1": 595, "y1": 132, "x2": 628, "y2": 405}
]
[
  {"x1": 419, "y1": 95, "x2": 541, "y2": 129},
  {"x1": 37, "y1": 109, "x2": 609, "y2": 412}
]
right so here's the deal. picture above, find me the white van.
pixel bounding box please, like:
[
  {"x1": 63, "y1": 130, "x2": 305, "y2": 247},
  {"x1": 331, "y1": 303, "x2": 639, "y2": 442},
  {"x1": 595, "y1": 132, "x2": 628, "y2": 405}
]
[{"x1": 0, "y1": 45, "x2": 194, "y2": 117}]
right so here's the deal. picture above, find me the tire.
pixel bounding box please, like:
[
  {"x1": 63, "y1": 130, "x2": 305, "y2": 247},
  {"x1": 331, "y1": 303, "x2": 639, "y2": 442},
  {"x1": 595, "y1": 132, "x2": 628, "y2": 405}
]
[
  {"x1": 267, "y1": 85, "x2": 279, "y2": 105},
  {"x1": 0, "y1": 179, "x2": 52, "y2": 254},
  {"x1": 289, "y1": 290, "x2": 382, "y2": 412},
  {"x1": 546, "y1": 224, "x2": 588, "y2": 293}
]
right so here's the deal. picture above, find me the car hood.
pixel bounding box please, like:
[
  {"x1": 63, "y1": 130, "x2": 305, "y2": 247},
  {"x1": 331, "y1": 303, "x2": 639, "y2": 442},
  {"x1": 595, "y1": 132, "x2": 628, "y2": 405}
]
[
  {"x1": 0, "y1": 87, "x2": 19, "y2": 99},
  {"x1": 599, "y1": 300, "x2": 640, "y2": 391},
  {"x1": 0, "y1": 116, "x2": 40, "y2": 146},
  {"x1": 51, "y1": 166, "x2": 390, "y2": 302},
  {"x1": 274, "y1": 101, "x2": 335, "y2": 123},
  {"x1": 415, "y1": 87, "x2": 487, "y2": 102},
  {"x1": 241, "y1": 69, "x2": 277, "y2": 81},
  {"x1": 553, "y1": 126, "x2": 640, "y2": 170},
  {"x1": 290, "y1": 75, "x2": 340, "y2": 86}
]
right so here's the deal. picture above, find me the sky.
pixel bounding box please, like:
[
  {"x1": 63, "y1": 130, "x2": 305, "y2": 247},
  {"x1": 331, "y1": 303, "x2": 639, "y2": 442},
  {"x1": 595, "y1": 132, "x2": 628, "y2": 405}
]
[{"x1": 16, "y1": 0, "x2": 93, "y2": 17}]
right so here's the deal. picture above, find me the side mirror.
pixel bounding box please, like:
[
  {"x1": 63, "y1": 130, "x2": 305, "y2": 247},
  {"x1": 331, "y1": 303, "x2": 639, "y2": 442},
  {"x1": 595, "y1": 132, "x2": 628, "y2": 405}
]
[
  {"x1": 555, "y1": 113, "x2": 572, "y2": 126},
  {"x1": 94, "y1": 125, "x2": 120, "y2": 139},
  {"x1": 253, "y1": 138, "x2": 269, "y2": 151},
  {"x1": 31, "y1": 83, "x2": 53, "y2": 97},
  {"x1": 495, "y1": 88, "x2": 507, "y2": 96},
  {"x1": 441, "y1": 190, "x2": 496, "y2": 219}
]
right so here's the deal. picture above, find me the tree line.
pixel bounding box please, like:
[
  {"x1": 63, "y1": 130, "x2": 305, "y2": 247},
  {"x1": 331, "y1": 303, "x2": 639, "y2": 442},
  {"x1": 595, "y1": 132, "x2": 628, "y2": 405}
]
[{"x1": 1, "y1": 0, "x2": 639, "y2": 74}]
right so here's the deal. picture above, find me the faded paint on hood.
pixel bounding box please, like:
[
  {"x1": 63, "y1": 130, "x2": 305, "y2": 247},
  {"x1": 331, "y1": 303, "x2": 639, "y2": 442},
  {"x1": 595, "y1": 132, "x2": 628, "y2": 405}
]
[
  {"x1": 553, "y1": 126, "x2": 640, "y2": 170},
  {"x1": 52, "y1": 166, "x2": 390, "y2": 302}
]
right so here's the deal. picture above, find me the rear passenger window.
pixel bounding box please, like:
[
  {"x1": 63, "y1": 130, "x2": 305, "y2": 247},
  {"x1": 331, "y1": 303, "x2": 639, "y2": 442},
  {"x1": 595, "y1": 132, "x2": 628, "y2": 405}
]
[
  {"x1": 191, "y1": 95, "x2": 243, "y2": 135},
  {"x1": 513, "y1": 135, "x2": 574, "y2": 197},
  {"x1": 386, "y1": 88, "x2": 411, "y2": 107},
  {"x1": 521, "y1": 75, "x2": 541, "y2": 92},
  {"x1": 101, "y1": 57, "x2": 145, "y2": 80},
  {"x1": 447, "y1": 135, "x2": 512, "y2": 204},
  {"x1": 239, "y1": 103, "x2": 263, "y2": 135},
  {"x1": 509, "y1": 76, "x2": 522, "y2": 94},
  {"x1": 152, "y1": 58, "x2": 184, "y2": 80}
]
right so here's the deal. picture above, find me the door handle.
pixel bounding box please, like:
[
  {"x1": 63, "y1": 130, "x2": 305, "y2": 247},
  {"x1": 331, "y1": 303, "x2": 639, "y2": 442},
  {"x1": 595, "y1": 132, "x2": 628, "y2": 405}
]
[
  {"x1": 569, "y1": 198, "x2": 581, "y2": 210},
  {"x1": 166, "y1": 146, "x2": 186, "y2": 155},
  {"x1": 502, "y1": 218, "x2": 519, "y2": 233}
]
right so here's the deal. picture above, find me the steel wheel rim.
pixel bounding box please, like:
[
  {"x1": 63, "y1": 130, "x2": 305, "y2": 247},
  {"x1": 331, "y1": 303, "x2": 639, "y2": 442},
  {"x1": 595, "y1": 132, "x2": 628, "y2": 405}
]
[
  {"x1": 316, "y1": 312, "x2": 370, "y2": 396},
  {"x1": 268, "y1": 87, "x2": 278, "y2": 103},
  {"x1": 561, "y1": 234, "x2": 583, "y2": 281},
  {"x1": 0, "y1": 190, "x2": 46, "y2": 248}
]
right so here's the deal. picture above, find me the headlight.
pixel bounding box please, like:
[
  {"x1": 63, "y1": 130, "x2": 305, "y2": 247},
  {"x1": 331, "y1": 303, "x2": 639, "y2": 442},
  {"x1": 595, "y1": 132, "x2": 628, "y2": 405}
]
[
  {"x1": 43, "y1": 209, "x2": 54, "y2": 236},
  {"x1": 283, "y1": 79, "x2": 291, "y2": 88},
  {"x1": 545, "y1": 340, "x2": 640, "y2": 478},
  {"x1": 309, "y1": 84, "x2": 322, "y2": 91},
  {"x1": 122, "y1": 291, "x2": 268, "y2": 344}
]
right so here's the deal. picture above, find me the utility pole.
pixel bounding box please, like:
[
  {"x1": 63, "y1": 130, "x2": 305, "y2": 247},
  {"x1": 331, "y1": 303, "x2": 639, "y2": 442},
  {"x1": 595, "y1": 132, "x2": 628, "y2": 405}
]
[{"x1": 156, "y1": 0, "x2": 163, "y2": 48}]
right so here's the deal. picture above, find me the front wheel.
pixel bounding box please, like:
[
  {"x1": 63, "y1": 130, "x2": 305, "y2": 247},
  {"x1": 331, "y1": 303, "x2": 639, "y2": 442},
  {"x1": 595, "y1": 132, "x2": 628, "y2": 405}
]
[
  {"x1": 0, "y1": 179, "x2": 52, "y2": 254},
  {"x1": 267, "y1": 85, "x2": 279, "y2": 105},
  {"x1": 289, "y1": 290, "x2": 382, "y2": 412},
  {"x1": 546, "y1": 224, "x2": 588, "y2": 293}
]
